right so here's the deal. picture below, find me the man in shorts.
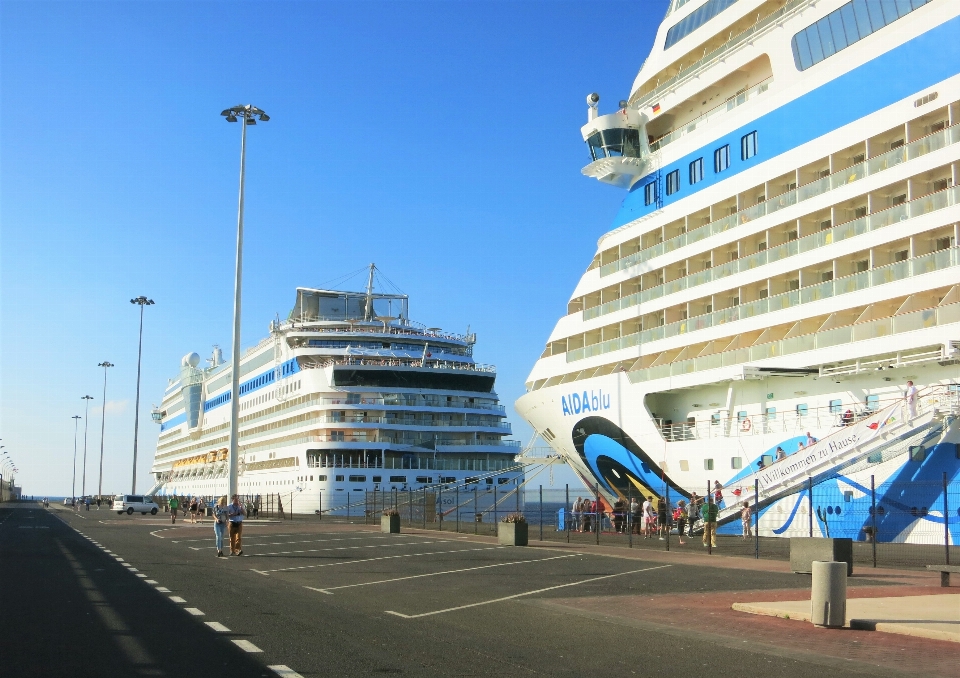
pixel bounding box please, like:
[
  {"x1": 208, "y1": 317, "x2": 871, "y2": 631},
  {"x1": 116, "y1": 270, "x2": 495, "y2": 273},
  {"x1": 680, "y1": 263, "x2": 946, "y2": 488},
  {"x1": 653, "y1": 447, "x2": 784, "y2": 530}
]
[{"x1": 227, "y1": 494, "x2": 245, "y2": 556}]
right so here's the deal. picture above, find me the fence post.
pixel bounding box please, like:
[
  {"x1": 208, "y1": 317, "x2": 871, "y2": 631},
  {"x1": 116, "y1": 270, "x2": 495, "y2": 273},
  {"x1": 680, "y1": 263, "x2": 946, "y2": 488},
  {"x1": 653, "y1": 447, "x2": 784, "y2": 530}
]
[
  {"x1": 319, "y1": 491, "x2": 322, "y2": 521},
  {"x1": 665, "y1": 485, "x2": 670, "y2": 552},
  {"x1": 871, "y1": 475, "x2": 877, "y2": 568},
  {"x1": 707, "y1": 481, "x2": 712, "y2": 555},
  {"x1": 808, "y1": 476, "x2": 813, "y2": 538},
  {"x1": 628, "y1": 486, "x2": 633, "y2": 548},
  {"x1": 539, "y1": 485, "x2": 543, "y2": 541},
  {"x1": 515, "y1": 481, "x2": 520, "y2": 515},
  {"x1": 422, "y1": 488, "x2": 426, "y2": 530},
  {"x1": 408, "y1": 488, "x2": 413, "y2": 525},
  {"x1": 595, "y1": 483, "x2": 600, "y2": 546},
  {"x1": 474, "y1": 487, "x2": 478, "y2": 535},
  {"x1": 456, "y1": 485, "x2": 460, "y2": 534},
  {"x1": 754, "y1": 478, "x2": 759, "y2": 560},
  {"x1": 944, "y1": 471, "x2": 950, "y2": 566},
  {"x1": 565, "y1": 484, "x2": 570, "y2": 543},
  {"x1": 438, "y1": 484, "x2": 443, "y2": 532},
  {"x1": 494, "y1": 484, "x2": 498, "y2": 527},
  {"x1": 347, "y1": 491, "x2": 350, "y2": 520}
]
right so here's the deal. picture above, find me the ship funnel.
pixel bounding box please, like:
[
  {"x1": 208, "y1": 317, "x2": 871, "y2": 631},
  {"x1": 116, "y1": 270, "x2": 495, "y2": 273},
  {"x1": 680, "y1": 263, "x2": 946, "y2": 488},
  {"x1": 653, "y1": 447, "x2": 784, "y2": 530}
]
[{"x1": 586, "y1": 93, "x2": 599, "y2": 122}]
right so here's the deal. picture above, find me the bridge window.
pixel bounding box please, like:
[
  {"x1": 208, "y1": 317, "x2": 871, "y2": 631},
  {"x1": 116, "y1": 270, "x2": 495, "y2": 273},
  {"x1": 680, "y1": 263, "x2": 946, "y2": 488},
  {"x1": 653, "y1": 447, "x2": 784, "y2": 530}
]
[
  {"x1": 689, "y1": 157, "x2": 704, "y2": 184},
  {"x1": 586, "y1": 128, "x2": 642, "y2": 161},
  {"x1": 791, "y1": 0, "x2": 932, "y2": 72},
  {"x1": 666, "y1": 169, "x2": 680, "y2": 196},
  {"x1": 741, "y1": 131, "x2": 757, "y2": 160},
  {"x1": 714, "y1": 145, "x2": 730, "y2": 173}
]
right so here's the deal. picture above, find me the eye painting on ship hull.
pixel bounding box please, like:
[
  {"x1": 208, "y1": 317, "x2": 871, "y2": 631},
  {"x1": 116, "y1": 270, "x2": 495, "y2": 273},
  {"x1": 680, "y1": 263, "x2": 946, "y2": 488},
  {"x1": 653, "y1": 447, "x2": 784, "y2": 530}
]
[{"x1": 571, "y1": 416, "x2": 689, "y2": 500}]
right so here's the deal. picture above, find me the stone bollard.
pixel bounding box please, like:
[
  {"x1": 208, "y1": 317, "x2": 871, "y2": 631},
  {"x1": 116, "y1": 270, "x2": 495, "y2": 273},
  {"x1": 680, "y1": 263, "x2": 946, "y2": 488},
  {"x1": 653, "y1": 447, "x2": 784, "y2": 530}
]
[{"x1": 811, "y1": 560, "x2": 846, "y2": 627}]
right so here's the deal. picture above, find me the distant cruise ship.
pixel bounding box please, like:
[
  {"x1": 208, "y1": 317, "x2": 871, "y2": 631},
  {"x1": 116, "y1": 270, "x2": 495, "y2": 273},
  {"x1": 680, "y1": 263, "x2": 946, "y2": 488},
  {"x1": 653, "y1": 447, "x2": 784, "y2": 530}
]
[
  {"x1": 150, "y1": 266, "x2": 521, "y2": 515},
  {"x1": 517, "y1": 0, "x2": 960, "y2": 542}
]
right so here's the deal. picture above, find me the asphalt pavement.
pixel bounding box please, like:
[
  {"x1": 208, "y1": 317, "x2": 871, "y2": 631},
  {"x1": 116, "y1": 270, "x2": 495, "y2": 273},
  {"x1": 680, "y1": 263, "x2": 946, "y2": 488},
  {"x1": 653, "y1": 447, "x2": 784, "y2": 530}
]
[{"x1": 1, "y1": 503, "x2": 953, "y2": 677}]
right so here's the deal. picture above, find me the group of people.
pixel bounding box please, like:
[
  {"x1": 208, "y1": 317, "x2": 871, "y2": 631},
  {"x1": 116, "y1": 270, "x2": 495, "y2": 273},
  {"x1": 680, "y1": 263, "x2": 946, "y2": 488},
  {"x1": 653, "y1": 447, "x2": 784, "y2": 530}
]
[
  {"x1": 71, "y1": 496, "x2": 110, "y2": 511},
  {"x1": 169, "y1": 494, "x2": 247, "y2": 557}
]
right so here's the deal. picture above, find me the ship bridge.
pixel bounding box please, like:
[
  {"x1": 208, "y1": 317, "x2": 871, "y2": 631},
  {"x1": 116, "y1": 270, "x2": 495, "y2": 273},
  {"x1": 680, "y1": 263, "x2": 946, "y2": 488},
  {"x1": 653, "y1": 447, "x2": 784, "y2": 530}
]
[{"x1": 580, "y1": 94, "x2": 651, "y2": 189}]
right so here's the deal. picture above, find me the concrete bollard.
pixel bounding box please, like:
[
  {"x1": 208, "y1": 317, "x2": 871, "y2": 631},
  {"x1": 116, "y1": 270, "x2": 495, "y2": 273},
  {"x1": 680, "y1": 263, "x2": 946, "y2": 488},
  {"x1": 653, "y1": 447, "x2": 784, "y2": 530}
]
[{"x1": 811, "y1": 560, "x2": 847, "y2": 627}]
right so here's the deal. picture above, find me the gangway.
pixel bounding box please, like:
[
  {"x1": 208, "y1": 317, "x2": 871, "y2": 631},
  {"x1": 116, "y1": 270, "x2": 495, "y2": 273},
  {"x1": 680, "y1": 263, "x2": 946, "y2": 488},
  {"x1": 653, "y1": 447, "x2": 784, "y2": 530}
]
[{"x1": 714, "y1": 386, "x2": 959, "y2": 526}]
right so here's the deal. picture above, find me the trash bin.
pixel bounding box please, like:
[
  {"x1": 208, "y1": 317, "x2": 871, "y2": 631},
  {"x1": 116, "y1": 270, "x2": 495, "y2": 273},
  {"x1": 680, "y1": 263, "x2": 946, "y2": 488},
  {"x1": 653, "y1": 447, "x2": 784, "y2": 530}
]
[
  {"x1": 205, "y1": 506, "x2": 213, "y2": 517},
  {"x1": 811, "y1": 560, "x2": 846, "y2": 628}
]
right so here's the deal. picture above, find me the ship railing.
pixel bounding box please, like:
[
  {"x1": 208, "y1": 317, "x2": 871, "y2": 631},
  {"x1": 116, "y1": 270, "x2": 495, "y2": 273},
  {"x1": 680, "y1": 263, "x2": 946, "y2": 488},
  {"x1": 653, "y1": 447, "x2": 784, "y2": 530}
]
[
  {"x1": 631, "y1": 0, "x2": 812, "y2": 109},
  {"x1": 280, "y1": 322, "x2": 469, "y2": 344},
  {"x1": 574, "y1": 246, "x2": 960, "y2": 363},
  {"x1": 599, "y1": 122, "x2": 960, "y2": 279},
  {"x1": 655, "y1": 385, "x2": 958, "y2": 442},
  {"x1": 299, "y1": 357, "x2": 496, "y2": 372},
  {"x1": 649, "y1": 77, "x2": 772, "y2": 152}
]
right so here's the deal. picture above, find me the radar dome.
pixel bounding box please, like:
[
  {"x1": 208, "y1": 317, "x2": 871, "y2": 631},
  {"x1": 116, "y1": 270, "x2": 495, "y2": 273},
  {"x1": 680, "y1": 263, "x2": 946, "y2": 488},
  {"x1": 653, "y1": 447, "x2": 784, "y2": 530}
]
[{"x1": 181, "y1": 352, "x2": 201, "y2": 368}]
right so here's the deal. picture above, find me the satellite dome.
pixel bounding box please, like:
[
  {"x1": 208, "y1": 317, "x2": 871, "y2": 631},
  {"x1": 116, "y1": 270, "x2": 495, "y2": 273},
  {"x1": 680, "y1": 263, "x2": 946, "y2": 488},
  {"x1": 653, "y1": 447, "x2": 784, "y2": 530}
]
[{"x1": 181, "y1": 352, "x2": 201, "y2": 368}]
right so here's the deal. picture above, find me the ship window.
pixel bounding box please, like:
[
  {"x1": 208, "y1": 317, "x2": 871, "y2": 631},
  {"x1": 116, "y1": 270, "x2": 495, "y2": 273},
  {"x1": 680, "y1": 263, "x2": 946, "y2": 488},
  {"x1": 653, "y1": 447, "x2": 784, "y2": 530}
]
[
  {"x1": 644, "y1": 181, "x2": 658, "y2": 206},
  {"x1": 416, "y1": 476, "x2": 432, "y2": 484},
  {"x1": 796, "y1": 404, "x2": 808, "y2": 416},
  {"x1": 666, "y1": 170, "x2": 680, "y2": 196},
  {"x1": 389, "y1": 476, "x2": 407, "y2": 483},
  {"x1": 704, "y1": 458, "x2": 714, "y2": 471},
  {"x1": 865, "y1": 394, "x2": 880, "y2": 411},
  {"x1": 689, "y1": 157, "x2": 704, "y2": 184},
  {"x1": 335, "y1": 475, "x2": 344, "y2": 481},
  {"x1": 713, "y1": 145, "x2": 730, "y2": 173},
  {"x1": 829, "y1": 399, "x2": 842, "y2": 414},
  {"x1": 741, "y1": 131, "x2": 757, "y2": 160},
  {"x1": 731, "y1": 457, "x2": 742, "y2": 469},
  {"x1": 909, "y1": 445, "x2": 926, "y2": 462},
  {"x1": 791, "y1": 0, "x2": 932, "y2": 72},
  {"x1": 664, "y1": 0, "x2": 741, "y2": 50}
]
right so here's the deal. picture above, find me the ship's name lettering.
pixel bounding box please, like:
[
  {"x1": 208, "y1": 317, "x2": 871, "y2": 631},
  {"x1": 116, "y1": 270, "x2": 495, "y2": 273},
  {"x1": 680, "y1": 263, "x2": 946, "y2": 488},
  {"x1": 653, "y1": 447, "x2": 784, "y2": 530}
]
[{"x1": 561, "y1": 390, "x2": 611, "y2": 416}]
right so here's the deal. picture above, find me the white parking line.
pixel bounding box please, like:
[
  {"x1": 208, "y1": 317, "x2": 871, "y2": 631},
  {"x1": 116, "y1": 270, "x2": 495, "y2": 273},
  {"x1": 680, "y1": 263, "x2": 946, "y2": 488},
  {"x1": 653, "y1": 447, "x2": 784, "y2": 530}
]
[
  {"x1": 384, "y1": 564, "x2": 673, "y2": 619},
  {"x1": 253, "y1": 546, "x2": 502, "y2": 575},
  {"x1": 145, "y1": 579, "x2": 159, "y2": 584},
  {"x1": 232, "y1": 639, "x2": 262, "y2": 653},
  {"x1": 176, "y1": 532, "x2": 375, "y2": 545},
  {"x1": 248, "y1": 540, "x2": 425, "y2": 557},
  {"x1": 169, "y1": 596, "x2": 186, "y2": 603},
  {"x1": 305, "y1": 554, "x2": 580, "y2": 594},
  {"x1": 156, "y1": 587, "x2": 171, "y2": 593},
  {"x1": 184, "y1": 607, "x2": 205, "y2": 616},
  {"x1": 205, "y1": 621, "x2": 231, "y2": 632},
  {"x1": 127, "y1": 567, "x2": 139, "y2": 572},
  {"x1": 269, "y1": 665, "x2": 305, "y2": 678},
  {"x1": 188, "y1": 535, "x2": 384, "y2": 550}
]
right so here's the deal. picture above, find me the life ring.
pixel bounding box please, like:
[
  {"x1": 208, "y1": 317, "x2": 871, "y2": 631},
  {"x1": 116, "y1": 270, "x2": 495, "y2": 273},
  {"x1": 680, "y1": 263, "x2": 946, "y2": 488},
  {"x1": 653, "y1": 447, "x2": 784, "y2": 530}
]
[{"x1": 741, "y1": 418, "x2": 752, "y2": 432}]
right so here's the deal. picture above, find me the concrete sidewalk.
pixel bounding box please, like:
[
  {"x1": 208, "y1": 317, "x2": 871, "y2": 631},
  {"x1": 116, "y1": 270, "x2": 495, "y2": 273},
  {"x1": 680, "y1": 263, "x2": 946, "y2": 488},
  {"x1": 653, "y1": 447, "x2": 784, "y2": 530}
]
[{"x1": 734, "y1": 594, "x2": 960, "y2": 643}]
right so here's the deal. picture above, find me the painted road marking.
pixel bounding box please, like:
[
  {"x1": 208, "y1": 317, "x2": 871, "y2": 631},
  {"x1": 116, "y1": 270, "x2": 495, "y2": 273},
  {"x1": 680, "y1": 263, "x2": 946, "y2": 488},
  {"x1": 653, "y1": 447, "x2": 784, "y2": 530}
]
[
  {"x1": 127, "y1": 567, "x2": 139, "y2": 572},
  {"x1": 135, "y1": 574, "x2": 147, "y2": 578},
  {"x1": 115, "y1": 557, "x2": 125, "y2": 562},
  {"x1": 306, "y1": 554, "x2": 580, "y2": 594},
  {"x1": 232, "y1": 640, "x2": 262, "y2": 653},
  {"x1": 169, "y1": 596, "x2": 186, "y2": 603},
  {"x1": 156, "y1": 587, "x2": 171, "y2": 593},
  {"x1": 145, "y1": 580, "x2": 159, "y2": 584},
  {"x1": 384, "y1": 564, "x2": 673, "y2": 619},
  {"x1": 205, "y1": 621, "x2": 231, "y2": 632},
  {"x1": 254, "y1": 546, "x2": 502, "y2": 574},
  {"x1": 184, "y1": 607, "x2": 205, "y2": 616},
  {"x1": 188, "y1": 535, "x2": 384, "y2": 550},
  {"x1": 269, "y1": 665, "x2": 305, "y2": 678},
  {"x1": 249, "y1": 540, "x2": 425, "y2": 557}
]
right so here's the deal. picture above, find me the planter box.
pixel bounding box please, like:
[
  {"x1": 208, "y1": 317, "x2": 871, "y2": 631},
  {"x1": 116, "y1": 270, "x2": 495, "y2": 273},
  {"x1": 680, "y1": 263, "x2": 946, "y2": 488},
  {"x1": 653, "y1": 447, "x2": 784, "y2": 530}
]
[
  {"x1": 790, "y1": 537, "x2": 853, "y2": 576},
  {"x1": 498, "y1": 521, "x2": 528, "y2": 546},
  {"x1": 381, "y1": 514, "x2": 400, "y2": 534}
]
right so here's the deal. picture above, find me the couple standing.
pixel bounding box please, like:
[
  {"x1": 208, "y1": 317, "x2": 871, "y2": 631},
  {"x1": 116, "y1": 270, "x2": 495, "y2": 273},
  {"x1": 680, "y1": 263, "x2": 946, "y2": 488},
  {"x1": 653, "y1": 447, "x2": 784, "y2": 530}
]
[{"x1": 212, "y1": 495, "x2": 246, "y2": 557}]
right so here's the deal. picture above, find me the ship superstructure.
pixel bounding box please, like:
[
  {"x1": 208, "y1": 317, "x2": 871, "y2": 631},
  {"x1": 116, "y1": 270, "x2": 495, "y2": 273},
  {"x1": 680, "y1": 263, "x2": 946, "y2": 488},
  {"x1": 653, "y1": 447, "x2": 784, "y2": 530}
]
[
  {"x1": 517, "y1": 0, "x2": 960, "y2": 542},
  {"x1": 150, "y1": 266, "x2": 520, "y2": 513}
]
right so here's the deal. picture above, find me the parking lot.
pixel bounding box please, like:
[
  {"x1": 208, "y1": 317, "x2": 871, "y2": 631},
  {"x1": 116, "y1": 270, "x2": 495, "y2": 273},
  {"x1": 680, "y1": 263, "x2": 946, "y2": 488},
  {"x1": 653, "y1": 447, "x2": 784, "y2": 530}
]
[{"x1": 5, "y1": 505, "x2": 954, "y2": 678}]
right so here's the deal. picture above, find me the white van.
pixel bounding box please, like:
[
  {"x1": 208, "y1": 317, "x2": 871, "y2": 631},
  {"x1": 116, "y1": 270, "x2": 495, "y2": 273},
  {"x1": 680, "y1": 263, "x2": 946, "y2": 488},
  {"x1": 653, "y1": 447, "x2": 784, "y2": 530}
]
[{"x1": 115, "y1": 495, "x2": 160, "y2": 515}]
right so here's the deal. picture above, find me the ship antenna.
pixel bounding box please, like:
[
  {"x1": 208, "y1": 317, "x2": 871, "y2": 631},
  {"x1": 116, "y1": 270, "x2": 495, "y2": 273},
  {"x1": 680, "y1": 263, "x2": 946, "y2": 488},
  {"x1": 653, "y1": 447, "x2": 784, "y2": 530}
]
[{"x1": 364, "y1": 262, "x2": 376, "y2": 321}]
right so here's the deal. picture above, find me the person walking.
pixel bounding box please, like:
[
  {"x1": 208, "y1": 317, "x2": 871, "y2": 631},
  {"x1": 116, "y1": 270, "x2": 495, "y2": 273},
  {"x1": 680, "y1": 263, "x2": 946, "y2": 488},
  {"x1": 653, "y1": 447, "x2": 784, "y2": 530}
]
[
  {"x1": 213, "y1": 497, "x2": 228, "y2": 557},
  {"x1": 740, "y1": 500, "x2": 752, "y2": 540},
  {"x1": 905, "y1": 380, "x2": 919, "y2": 419},
  {"x1": 189, "y1": 497, "x2": 199, "y2": 524},
  {"x1": 169, "y1": 495, "x2": 179, "y2": 524},
  {"x1": 227, "y1": 494, "x2": 245, "y2": 556},
  {"x1": 687, "y1": 492, "x2": 700, "y2": 537},
  {"x1": 713, "y1": 481, "x2": 724, "y2": 508},
  {"x1": 656, "y1": 496, "x2": 667, "y2": 540},
  {"x1": 701, "y1": 495, "x2": 718, "y2": 548},
  {"x1": 197, "y1": 497, "x2": 206, "y2": 525},
  {"x1": 630, "y1": 497, "x2": 641, "y2": 535}
]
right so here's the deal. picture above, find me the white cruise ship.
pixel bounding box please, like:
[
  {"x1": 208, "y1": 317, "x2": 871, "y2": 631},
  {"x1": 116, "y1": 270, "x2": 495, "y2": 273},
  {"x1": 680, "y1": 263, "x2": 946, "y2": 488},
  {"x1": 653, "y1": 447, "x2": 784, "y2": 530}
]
[
  {"x1": 517, "y1": 0, "x2": 960, "y2": 543},
  {"x1": 149, "y1": 266, "x2": 521, "y2": 515}
]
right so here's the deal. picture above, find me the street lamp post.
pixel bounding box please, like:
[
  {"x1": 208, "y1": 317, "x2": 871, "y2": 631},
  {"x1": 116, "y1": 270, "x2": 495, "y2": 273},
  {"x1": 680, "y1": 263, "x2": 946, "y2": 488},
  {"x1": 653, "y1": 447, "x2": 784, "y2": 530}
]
[
  {"x1": 71, "y1": 415, "x2": 81, "y2": 503},
  {"x1": 220, "y1": 104, "x2": 269, "y2": 499},
  {"x1": 81, "y1": 395, "x2": 93, "y2": 497},
  {"x1": 130, "y1": 297, "x2": 154, "y2": 494},
  {"x1": 97, "y1": 362, "x2": 114, "y2": 504}
]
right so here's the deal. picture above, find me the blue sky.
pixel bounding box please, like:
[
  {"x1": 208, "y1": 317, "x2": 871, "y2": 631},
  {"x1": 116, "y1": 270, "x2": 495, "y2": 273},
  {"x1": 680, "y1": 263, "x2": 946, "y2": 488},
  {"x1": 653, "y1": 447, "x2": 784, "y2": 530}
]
[{"x1": 0, "y1": 0, "x2": 668, "y2": 496}]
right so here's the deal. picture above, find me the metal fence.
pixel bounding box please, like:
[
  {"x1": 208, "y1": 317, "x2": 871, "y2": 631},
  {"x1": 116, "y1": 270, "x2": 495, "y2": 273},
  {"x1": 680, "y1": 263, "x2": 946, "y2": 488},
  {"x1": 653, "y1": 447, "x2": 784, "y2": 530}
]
[{"x1": 310, "y1": 476, "x2": 958, "y2": 570}]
